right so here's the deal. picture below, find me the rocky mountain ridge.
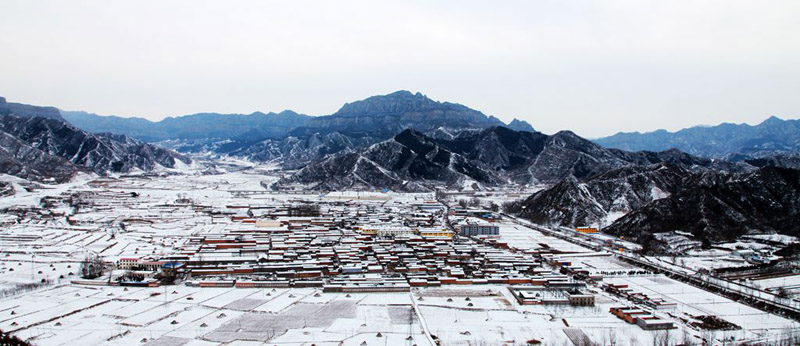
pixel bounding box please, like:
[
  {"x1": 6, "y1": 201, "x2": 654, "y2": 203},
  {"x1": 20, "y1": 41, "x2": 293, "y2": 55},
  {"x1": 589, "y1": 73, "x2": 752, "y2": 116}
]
[
  {"x1": 275, "y1": 126, "x2": 724, "y2": 192},
  {"x1": 605, "y1": 166, "x2": 800, "y2": 243},
  {"x1": 0, "y1": 97, "x2": 191, "y2": 182},
  {"x1": 507, "y1": 162, "x2": 800, "y2": 248}
]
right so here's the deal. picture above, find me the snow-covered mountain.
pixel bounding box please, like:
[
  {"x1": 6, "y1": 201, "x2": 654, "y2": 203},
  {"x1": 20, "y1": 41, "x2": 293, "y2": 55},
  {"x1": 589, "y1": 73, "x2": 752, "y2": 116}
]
[
  {"x1": 60, "y1": 91, "x2": 535, "y2": 164},
  {"x1": 605, "y1": 166, "x2": 800, "y2": 243},
  {"x1": 0, "y1": 97, "x2": 191, "y2": 181},
  {"x1": 274, "y1": 127, "x2": 720, "y2": 191},
  {"x1": 273, "y1": 129, "x2": 488, "y2": 191},
  {"x1": 506, "y1": 164, "x2": 691, "y2": 228},
  {"x1": 288, "y1": 91, "x2": 524, "y2": 139},
  {"x1": 0, "y1": 129, "x2": 84, "y2": 183},
  {"x1": 508, "y1": 162, "x2": 800, "y2": 248}
]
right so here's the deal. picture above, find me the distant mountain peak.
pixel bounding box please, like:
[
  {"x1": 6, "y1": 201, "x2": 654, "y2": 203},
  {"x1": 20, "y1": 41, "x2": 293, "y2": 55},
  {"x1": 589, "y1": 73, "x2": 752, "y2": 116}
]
[
  {"x1": 553, "y1": 130, "x2": 581, "y2": 138},
  {"x1": 0, "y1": 95, "x2": 63, "y2": 121},
  {"x1": 507, "y1": 118, "x2": 535, "y2": 132},
  {"x1": 387, "y1": 90, "x2": 421, "y2": 98},
  {"x1": 333, "y1": 90, "x2": 442, "y2": 117},
  {"x1": 761, "y1": 115, "x2": 784, "y2": 125},
  {"x1": 277, "y1": 109, "x2": 299, "y2": 116}
]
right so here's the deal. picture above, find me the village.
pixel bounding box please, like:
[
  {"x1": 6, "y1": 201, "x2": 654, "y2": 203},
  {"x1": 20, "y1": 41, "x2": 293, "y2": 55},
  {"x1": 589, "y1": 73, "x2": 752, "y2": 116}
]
[{"x1": 0, "y1": 167, "x2": 799, "y2": 345}]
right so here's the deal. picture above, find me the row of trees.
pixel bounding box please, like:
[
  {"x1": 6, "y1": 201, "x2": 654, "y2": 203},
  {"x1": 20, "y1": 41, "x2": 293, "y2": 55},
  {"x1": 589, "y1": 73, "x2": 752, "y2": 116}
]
[{"x1": 456, "y1": 197, "x2": 500, "y2": 212}]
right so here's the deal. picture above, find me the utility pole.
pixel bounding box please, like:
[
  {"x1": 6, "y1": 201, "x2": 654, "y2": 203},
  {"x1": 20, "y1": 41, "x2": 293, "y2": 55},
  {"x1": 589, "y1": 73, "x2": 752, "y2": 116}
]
[{"x1": 30, "y1": 253, "x2": 35, "y2": 281}]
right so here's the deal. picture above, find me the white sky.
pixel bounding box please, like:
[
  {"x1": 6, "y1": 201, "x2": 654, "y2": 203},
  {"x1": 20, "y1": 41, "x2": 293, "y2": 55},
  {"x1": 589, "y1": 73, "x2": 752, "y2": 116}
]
[{"x1": 1, "y1": 1, "x2": 799, "y2": 137}]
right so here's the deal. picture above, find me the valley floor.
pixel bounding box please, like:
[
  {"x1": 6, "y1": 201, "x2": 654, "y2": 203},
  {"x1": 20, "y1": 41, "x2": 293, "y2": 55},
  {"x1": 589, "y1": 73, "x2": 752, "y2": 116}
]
[{"x1": 0, "y1": 167, "x2": 798, "y2": 346}]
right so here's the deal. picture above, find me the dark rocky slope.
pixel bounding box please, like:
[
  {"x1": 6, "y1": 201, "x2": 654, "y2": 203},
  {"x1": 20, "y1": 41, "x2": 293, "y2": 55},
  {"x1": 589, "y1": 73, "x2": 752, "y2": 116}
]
[
  {"x1": 274, "y1": 129, "x2": 490, "y2": 191},
  {"x1": 604, "y1": 166, "x2": 800, "y2": 243},
  {"x1": 506, "y1": 164, "x2": 691, "y2": 228},
  {"x1": 0, "y1": 97, "x2": 191, "y2": 180},
  {"x1": 275, "y1": 126, "x2": 720, "y2": 191},
  {"x1": 0, "y1": 130, "x2": 85, "y2": 182}
]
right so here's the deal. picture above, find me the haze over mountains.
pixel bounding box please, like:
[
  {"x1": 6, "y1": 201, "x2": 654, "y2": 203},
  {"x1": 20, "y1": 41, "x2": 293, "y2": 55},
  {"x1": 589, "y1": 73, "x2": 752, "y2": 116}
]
[
  {"x1": 62, "y1": 110, "x2": 312, "y2": 142},
  {"x1": 63, "y1": 91, "x2": 531, "y2": 142},
  {"x1": 595, "y1": 116, "x2": 800, "y2": 158},
  {"x1": 63, "y1": 91, "x2": 537, "y2": 168}
]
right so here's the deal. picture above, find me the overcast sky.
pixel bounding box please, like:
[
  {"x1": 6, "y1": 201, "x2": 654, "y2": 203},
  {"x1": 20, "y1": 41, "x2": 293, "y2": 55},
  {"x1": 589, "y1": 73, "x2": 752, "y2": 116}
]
[{"x1": 1, "y1": 1, "x2": 798, "y2": 137}]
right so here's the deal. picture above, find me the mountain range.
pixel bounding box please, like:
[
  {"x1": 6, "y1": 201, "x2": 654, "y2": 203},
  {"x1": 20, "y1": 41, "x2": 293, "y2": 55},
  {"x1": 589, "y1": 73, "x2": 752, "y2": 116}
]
[
  {"x1": 506, "y1": 163, "x2": 800, "y2": 247},
  {"x1": 62, "y1": 91, "x2": 534, "y2": 155},
  {"x1": 0, "y1": 96, "x2": 190, "y2": 182},
  {"x1": 606, "y1": 166, "x2": 800, "y2": 243},
  {"x1": 595, "y1": 116, "x2": 800, "y2": 158},
  {"x1": 63, "y1": 109, "x2": 312, "y2": 142},
  {"x1": 505, "y1": 163, "x2": 690, "y2": 227},
  {"x1": 274, "y1": 126, "x2": 727, "y2": 192},
  {"x1": 4, "y1": 91, "x2": 800, "y2": 251},
  {"x1": 61, "y1": 91, "x2": 538, "y2": 169}
]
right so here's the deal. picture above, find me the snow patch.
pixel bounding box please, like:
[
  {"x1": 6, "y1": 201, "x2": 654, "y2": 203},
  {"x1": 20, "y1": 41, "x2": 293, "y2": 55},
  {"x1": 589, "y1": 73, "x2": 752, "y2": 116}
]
[{"x1": 650, "y1": 186, "x2": 669, "y2": 200}]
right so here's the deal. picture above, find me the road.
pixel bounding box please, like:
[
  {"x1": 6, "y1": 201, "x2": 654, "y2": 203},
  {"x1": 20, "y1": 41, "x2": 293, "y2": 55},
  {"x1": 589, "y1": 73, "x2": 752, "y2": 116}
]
[{"x1": 502, "y1": 213, "x2": 800, "y2": 321}]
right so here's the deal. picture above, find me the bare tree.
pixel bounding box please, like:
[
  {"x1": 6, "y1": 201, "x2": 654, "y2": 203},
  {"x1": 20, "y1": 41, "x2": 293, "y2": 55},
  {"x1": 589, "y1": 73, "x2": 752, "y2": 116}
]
[
  {"x1": 682, "y1": 330, "x2": 696, "y2": 346},
  {"x1": 700, "y1": 330, "x2": 716, "y2": 346},
  {"x1": 607, "y1": 329, "x2": 617, "y2": 346},
  {"x1": 80, "y1": 254, "x2": 103, "y2": 279},
  {"x1": 652, "y1": 330, "x2": 672, "y2": 346}
]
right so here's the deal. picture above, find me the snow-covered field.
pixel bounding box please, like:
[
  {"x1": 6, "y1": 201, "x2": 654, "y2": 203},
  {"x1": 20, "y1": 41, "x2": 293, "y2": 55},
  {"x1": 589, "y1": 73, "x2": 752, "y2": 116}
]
[
  {"x1": 497, "y1": 221, "x2": 800, "y2": 344},
  {"x1": 1, "y1": 168, "x2": 798, "y2": 345}
]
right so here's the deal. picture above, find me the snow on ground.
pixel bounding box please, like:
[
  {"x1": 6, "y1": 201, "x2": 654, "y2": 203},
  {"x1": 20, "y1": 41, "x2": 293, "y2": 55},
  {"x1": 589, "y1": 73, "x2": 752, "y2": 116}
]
[
  {"x1": 1, "y1": 285, "x2": 433, "y2": 346},
  {"x1": 604, "y1": 211, "x2": 627, "y2": 226},
  {"x1": 1, "y1": 168, "x2": 799, "y2": 345},
  {"x1": 744, "y1": 234, "x2": 799, "y2": 244},
  {"x1": 498, "y1": 220, "x2": 800, "y2": 344},
  {"x1": 753, "y1": 274, "x2": 800, "y2": 294},
  {"x1": 499, "y1": 223, "x2": 593, "y2": 253}
]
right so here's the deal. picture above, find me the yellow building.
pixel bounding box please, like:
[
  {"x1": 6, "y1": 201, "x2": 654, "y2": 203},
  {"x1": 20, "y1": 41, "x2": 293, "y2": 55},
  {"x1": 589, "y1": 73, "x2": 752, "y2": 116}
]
[
  {"x1": 417, "y1": 228, "x2": 454, "y2": 239},
  {"x1": 357, "y1": 225, "x2": 415, "y2": 237},
  {"x1": 575, "y1": 227, "x2": 599, "y2": 234}
]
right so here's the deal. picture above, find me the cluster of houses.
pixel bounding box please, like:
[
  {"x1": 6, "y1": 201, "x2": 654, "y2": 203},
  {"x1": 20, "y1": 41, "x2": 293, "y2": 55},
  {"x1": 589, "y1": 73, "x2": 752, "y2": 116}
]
[
  {"x1": 110, "y1": 198, "x2": 570, "y2": 293},
  {"x1": 603, "y1": 283, "x2": 677, "y2": 310},
  {"x1": 32, "y1": 183, "x2": 693, "y2": 334},
  {"x1": 729, "y1": 248, "x2": 774, "y2": 265}
]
